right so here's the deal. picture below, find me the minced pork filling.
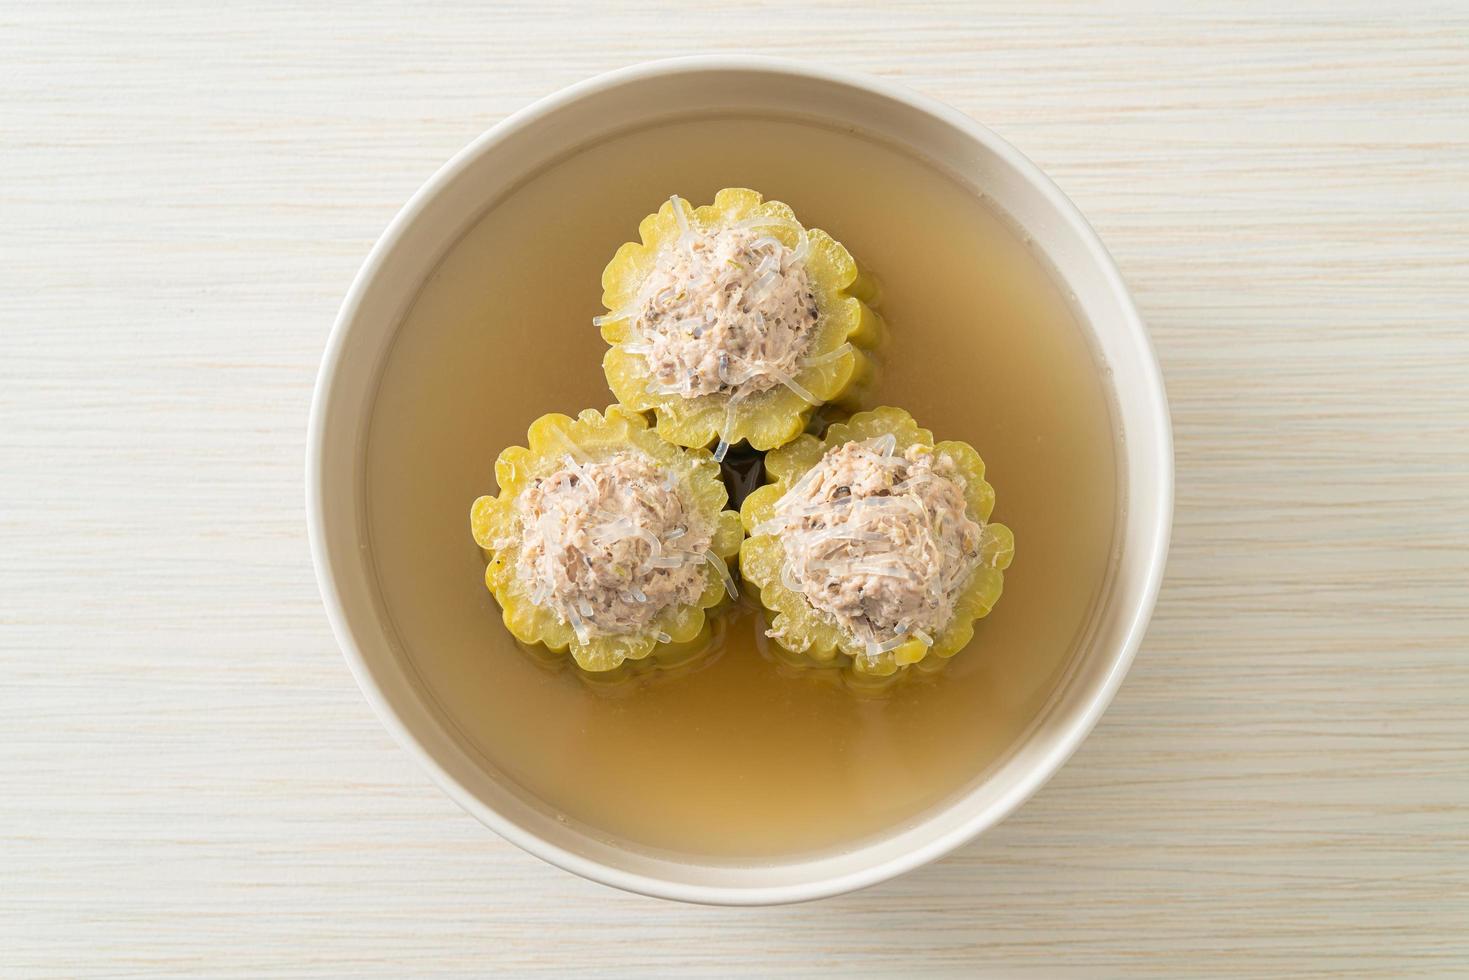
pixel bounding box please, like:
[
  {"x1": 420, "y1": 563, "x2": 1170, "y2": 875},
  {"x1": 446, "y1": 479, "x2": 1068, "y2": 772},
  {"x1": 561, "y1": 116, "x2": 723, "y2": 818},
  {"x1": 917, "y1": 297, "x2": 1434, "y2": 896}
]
[
  {"x1": 626, "y1": 220, "x2": 819, "y2": 402},
  {"x1": 759, "y1": 436, "x2": 985, "y2": 656},
  {"x1": 510, "y1": 450, "x2": 715, "y2": 642}
]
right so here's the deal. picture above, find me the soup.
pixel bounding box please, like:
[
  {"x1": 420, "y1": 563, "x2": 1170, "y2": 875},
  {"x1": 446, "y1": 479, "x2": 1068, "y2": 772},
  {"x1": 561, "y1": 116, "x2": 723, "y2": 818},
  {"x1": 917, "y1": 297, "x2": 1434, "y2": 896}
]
[{"x1": 364, "y1": 114, "x2": 1117, "y2": 859}]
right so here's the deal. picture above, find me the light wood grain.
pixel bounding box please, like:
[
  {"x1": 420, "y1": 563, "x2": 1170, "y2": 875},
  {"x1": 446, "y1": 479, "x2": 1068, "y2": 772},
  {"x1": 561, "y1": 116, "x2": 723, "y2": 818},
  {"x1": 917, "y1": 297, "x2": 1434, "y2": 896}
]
[{"x1": 2, "y1": 2, "x2": 1467, "y2": 976}]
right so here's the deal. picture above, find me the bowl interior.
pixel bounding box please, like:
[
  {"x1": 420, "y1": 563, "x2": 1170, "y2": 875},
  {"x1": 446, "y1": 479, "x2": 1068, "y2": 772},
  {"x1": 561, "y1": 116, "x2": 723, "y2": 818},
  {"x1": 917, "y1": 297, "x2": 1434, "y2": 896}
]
[{"x1": 310, "y1": 60, "x2": 1170, "y2": 904}]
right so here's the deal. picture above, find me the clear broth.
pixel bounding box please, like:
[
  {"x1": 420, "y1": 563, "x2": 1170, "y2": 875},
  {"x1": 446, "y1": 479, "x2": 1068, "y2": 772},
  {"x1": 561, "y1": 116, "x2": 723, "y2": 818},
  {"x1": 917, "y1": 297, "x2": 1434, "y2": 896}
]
[{"x1": 365, "y1": 115, "x2": 1117, "y2": 859}]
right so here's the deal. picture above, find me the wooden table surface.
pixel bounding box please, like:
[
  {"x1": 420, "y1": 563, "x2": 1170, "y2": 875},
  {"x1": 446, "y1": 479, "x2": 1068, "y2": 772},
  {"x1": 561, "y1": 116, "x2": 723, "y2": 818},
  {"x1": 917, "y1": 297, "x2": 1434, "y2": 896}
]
[{"x1": 3, "y1": 3, "x2": 1466, "y2": 976}]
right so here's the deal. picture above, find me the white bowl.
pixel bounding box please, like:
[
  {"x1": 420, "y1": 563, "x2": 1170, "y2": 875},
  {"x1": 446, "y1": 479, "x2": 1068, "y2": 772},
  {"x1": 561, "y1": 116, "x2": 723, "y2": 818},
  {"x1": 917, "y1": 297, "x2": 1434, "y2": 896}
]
[{"x1": 307, "y1": 56, "x2": 1172, "y2": 905}]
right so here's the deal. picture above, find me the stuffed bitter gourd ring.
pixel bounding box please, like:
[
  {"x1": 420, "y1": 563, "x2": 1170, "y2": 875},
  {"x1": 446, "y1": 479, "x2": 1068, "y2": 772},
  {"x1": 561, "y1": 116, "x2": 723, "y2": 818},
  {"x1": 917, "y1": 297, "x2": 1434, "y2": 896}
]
[
  {"x1": 470, "y1": 406, "x2": 743, "y2": 672},
  {"x1": 598, "y1": 188, "x2": 882, "y2": 460},
  {"x1": 739, "y1": 406, "x2": 1014, "y2": 677}
]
